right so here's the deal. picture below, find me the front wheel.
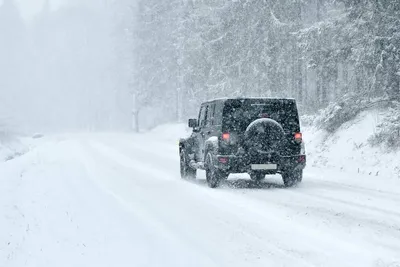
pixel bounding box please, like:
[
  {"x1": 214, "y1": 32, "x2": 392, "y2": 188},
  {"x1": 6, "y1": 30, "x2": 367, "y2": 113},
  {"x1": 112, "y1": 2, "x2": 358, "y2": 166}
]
[
  {"x1": 282, "y1": 169, "x2": 303, "y2": 187},
  {"x1": 180, "y1": 149, "x2": 196, "y2": 180}
]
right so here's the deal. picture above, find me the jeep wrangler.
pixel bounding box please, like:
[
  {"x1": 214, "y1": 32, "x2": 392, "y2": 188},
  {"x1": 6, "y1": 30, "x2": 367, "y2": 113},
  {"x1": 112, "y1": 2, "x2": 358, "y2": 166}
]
[{"x1": 179, "y1": 98, "x2": 306, "y2": 188}]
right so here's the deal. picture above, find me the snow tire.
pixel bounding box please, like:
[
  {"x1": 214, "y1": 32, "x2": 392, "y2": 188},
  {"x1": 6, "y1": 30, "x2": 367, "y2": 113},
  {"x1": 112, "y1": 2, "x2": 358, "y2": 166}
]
[
  {"x1": 282, "y1": 169, "x2": 303, "y2": 187},
  {"x1": 180, "y1": 149, "x2": 196, "y2": 180},
  {"x1": 205, "y1": 153, "x2": 226, "y2": 188}
]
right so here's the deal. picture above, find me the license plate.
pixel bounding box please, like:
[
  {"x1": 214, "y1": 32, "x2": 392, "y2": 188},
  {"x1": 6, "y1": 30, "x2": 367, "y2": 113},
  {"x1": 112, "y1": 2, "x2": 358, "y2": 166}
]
[{"x1": 251, "y1": 164, "x2": 277, "y2": 170}]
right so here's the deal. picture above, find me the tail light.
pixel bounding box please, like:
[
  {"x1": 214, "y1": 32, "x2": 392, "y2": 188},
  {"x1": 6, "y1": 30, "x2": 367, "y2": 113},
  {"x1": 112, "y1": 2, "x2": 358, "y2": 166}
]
[
  {"x1": 298, "y1": 155, "x2": 306, "y2": 163},
  {"x1": 222, "y1": 133, "x2": 230, "y2": 141},
  {"x1": 294, "y1": 132, "x2": 302, "y2": 143},
  {"x1": 218, "y1": 157, "x2": 229, "y2": 164}
]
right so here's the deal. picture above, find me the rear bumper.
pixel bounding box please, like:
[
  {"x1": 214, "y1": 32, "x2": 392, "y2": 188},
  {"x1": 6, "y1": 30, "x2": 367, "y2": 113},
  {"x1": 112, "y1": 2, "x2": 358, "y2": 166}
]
[{"x1": 215, "y1": 154, "x2": 306, "y2": 174}]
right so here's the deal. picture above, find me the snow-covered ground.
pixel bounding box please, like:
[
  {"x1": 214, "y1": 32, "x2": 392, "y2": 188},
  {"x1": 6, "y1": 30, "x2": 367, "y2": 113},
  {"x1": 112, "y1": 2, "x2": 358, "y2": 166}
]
[
  {"x1": 304, "y1": 109, "x2": 400, "y2": 179},
  {"x1": 0, "y1": 133, "x2": 30, "y2": 162},
  {"x1": 1, "y1": 120, "x2": 400, "y2": 267}
]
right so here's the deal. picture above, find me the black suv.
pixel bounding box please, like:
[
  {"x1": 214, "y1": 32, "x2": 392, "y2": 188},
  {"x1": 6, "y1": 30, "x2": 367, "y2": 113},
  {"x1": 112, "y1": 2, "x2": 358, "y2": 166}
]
[{"x1": 179, "y1": 98, "x2": 306, "y2": 188}]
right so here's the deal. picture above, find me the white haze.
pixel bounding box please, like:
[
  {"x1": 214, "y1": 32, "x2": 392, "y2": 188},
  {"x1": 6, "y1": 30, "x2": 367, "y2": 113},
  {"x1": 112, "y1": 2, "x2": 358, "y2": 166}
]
[
  {"x1": 0, "y1": 0, "x2": 133, "y2": 134},
  {"x1": 15, "y1": 0, "x2": 64, "y2": 20}
]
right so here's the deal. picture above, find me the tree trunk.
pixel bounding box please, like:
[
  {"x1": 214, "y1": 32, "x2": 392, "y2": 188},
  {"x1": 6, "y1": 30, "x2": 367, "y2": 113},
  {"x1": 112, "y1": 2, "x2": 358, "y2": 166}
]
[
  {"x1": 316, "y1": 65, "x2": 321, "y2": 107},
  {"x1": 342, "y1": 62, "x2": 349, "y2": 94},
  {"x1": 321, "y1": 66, "x2": 328, "y2": 104},
  {"x1": 133, "y1": 110, "x2": 140, "y2": 133},
  {"x1": 291, "y1": 44, "x2": 297, "y2": 99},
  {"x1": 303, "y1": 63, "x2": 308, "y2": 109},
  {"x1": 297, "y1": 48, "x2": 303, "y2": 104},
  {"x1": 333, "y1": 60, "x2": 339, "y2": 101},
  {"x1": 316, "y1": 0, "x2": 321, "y2": 21},
  {"x1": 131, "y1": 92, "x2": 140, "y2": 132}
]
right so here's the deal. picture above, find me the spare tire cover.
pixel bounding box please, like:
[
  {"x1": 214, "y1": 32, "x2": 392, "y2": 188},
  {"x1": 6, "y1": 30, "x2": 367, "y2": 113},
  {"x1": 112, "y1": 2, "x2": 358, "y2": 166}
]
[{"x1": 244, "y1": 118, "x2": 285, "y2": 154}]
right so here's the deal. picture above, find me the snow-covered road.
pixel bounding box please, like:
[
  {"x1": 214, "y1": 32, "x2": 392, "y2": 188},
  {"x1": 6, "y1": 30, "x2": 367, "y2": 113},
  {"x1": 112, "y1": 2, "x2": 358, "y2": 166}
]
[{"x1": 1, "y1": 131, "x2": 400, "y2": 267}]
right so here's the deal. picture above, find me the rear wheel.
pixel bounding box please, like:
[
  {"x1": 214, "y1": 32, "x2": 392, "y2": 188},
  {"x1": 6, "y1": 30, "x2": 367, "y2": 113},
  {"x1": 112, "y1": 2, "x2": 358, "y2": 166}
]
[
  {"x1": 282, "y1": 169, "x2": 302, "y2": 187},
  {"x1": 205, "y1": 153, "x2": 227, "y2": 188},
  {"x1": 180, "y1": 149, "x2": 196, "y2": 180}
]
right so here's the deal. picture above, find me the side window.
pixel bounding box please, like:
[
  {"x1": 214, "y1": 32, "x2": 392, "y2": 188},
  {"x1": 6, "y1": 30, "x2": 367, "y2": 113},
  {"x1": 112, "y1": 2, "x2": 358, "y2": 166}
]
[
  {"x1": 202, "y1": 105, "x2": 209, "y2": 126},
  {"x1": 213, "y1": 101, "x2": 223, "y2": 125},
  {"x1": 198, "y1": 105, "x2": 207, "y2": 127},
  {"x1": 207, "y1": 104, "x2": 215, "y2": 126}
]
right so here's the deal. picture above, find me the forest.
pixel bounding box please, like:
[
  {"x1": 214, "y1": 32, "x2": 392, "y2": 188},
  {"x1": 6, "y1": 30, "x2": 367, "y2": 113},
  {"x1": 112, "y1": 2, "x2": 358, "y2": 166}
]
[
  {"x1": 0, "y1": 0, "x2": 399, "y2": 133},
  {"x1": 132, "y1": 0, "x2": 400, "y2": 121}
]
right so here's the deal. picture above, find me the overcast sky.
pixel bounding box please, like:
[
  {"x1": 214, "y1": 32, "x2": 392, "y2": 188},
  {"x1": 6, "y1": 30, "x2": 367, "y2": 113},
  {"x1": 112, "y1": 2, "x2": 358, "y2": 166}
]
[{"x1": 14, "y1": 0, "x2": 65, "y2": 20}]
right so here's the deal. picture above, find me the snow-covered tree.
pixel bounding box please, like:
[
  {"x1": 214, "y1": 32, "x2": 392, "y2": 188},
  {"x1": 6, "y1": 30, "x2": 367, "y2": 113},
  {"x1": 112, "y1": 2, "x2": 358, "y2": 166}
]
[{"x1": 132, "y1": 0, "x2": 399, "y2": 123}]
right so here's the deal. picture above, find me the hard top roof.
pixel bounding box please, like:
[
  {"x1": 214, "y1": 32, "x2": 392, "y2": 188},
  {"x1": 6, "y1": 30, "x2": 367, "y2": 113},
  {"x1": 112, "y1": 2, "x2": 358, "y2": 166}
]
[{"x1": 203, "y1": 97, "x2": 296, "y2": 104}]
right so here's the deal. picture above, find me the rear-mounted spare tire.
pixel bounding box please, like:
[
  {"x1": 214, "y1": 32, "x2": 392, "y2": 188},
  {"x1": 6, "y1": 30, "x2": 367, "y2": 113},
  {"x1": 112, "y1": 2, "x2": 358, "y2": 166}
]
[{"x1": 244, "y1": 118, "x2": 285, "y2": 160}]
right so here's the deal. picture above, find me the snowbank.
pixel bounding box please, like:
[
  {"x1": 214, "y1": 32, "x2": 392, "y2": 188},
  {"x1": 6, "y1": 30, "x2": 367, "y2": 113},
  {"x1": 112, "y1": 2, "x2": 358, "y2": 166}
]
[
  {"x1": 303, "y1": 109, "x2": 400, "y2": 179},
  {"x1": 0, "y1": 127, "x2": 43, "y2": 162},
  {"x1": 0, "y1": 133, "x2": 29, "y2": 162}
]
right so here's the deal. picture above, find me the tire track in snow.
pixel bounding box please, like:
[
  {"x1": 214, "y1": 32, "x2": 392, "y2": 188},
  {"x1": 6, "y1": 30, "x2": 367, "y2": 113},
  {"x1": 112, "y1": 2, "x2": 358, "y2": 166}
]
[
  {"x1": 79, "y1": 137, "x2": 384, "y2": 267},
  {"x1": 77, "y1": 134, "x2": 400, "y2": 266},
  {"x1": 306, "y1": 179, "x2": 400, "y2": 202},
  {"x1": 77, "y1": 141, "x2": 321, "y2": 266},
  {"x1": 104, "y1": 136, "x2": 400, "y2": 236},
  {"x1": 88, "y1": 140, "x2": 177, "y2": 181},
  {"x1": 99, "y1": 135, "x2": 180, "y2": 163},
  {"x1": 74, "y1": 140, "x2": 222, "y2": 267}
]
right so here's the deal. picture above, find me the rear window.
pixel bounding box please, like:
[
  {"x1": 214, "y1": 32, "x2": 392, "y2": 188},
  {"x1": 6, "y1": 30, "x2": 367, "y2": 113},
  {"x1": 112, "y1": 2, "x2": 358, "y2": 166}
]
[{"x1": 222, "y1": 99, "x2": 300, "y2": 133}]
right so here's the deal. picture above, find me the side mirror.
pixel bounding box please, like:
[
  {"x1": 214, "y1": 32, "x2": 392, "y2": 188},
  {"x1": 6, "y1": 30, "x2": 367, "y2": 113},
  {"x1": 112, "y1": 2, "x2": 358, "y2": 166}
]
[{"x1": 188, "y1": 118, "x2": 198, "y2": 128}]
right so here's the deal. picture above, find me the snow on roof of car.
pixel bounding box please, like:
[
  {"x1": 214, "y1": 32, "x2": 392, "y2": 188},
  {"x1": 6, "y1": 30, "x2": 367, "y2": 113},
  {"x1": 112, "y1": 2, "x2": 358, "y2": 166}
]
[{"x1": 204, "y1": 97, "x2": 296, "y2": 103}]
